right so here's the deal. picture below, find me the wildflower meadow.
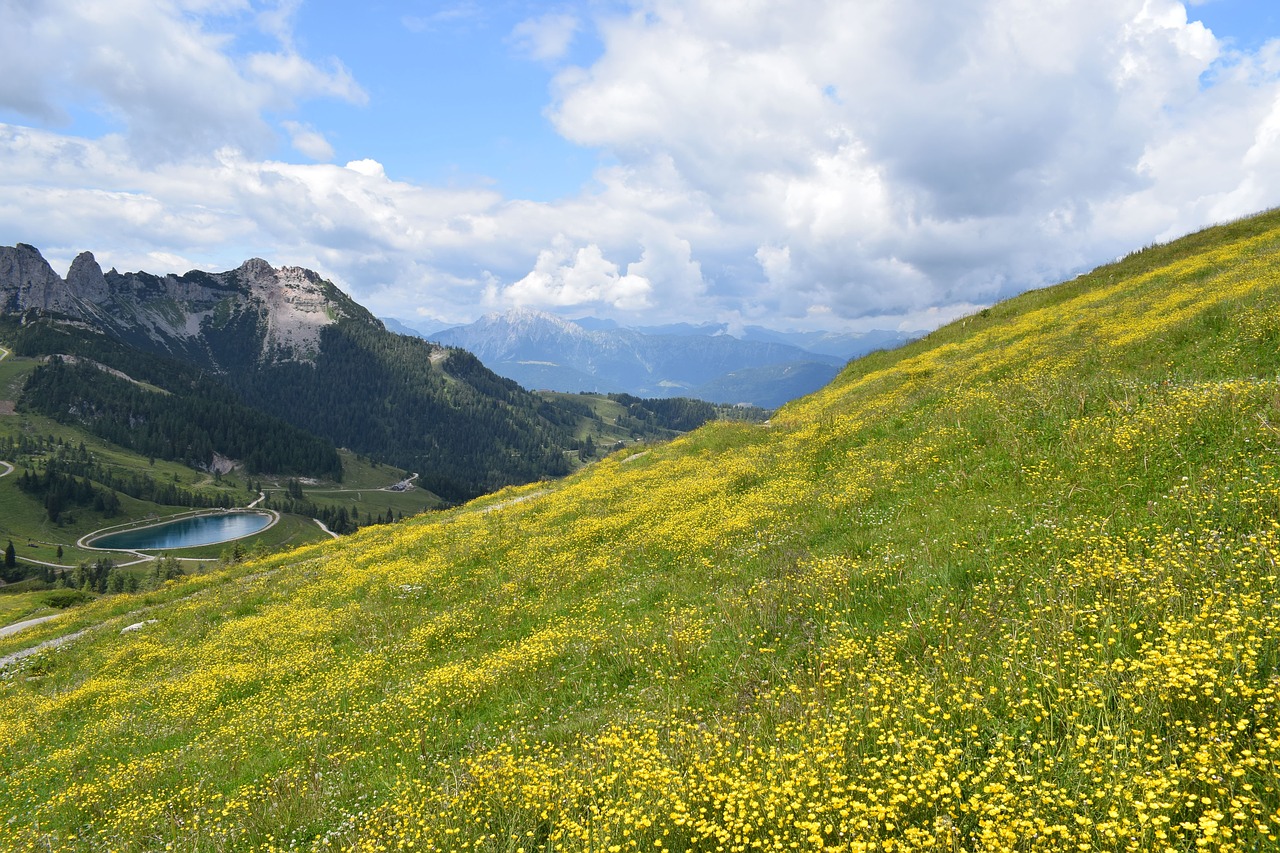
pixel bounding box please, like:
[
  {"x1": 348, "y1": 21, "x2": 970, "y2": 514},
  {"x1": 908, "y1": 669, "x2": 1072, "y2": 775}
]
[{"x1": 4, "y1": 211, "x2": 1280, "y2": 850}]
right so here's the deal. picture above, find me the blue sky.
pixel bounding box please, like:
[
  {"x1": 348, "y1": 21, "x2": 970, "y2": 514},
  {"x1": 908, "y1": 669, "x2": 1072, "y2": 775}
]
[
  {"x1": 1, "y1": 0, "x2": 1279, "y2": 333},
  {"x1": 280, "y1": 2, "x2": 609, "y2": 200},
  {"x1": 1191, "y1": 0, "x2": 1278, "y2": 50}
]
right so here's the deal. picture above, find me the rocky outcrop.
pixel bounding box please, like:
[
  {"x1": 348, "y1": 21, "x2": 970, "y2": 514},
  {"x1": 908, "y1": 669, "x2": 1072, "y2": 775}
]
[
  {"x1": 0, "y1": 243, "x2": 369, "y2": 370},
  {"x1": 236, "y1": 259, "x2": 342, "y2": 359},
  {"x1": 0, "y1": 243, "x2": 76, "y2": 314},
  {"x1": 65, "y1": 251, "x2": 109, "y2": 303}
]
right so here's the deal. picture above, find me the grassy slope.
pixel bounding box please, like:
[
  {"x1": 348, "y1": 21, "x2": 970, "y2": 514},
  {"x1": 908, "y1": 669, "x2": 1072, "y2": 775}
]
[
  {"x1": 4, "y1": 212, "x2": 1280, "y2": 850},
  {"x1": 0, "y1": 394, "x2": 427, "y2": 575}
]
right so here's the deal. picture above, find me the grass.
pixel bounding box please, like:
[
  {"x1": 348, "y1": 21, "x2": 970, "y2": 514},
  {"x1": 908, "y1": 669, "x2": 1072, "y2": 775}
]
[
  {"x1": 4, "y1": 210, "x2": 1280, "y2": 851},
  {"x1": 0, "y1": 391, "x2": 440, "y2": 600},
  {"x1": 536, "y1": 390, "x2": 662, "y2": 457},
  {"x1": 0, "y1": 589, "x2": 56, "y2": 627},
  {"x1": 0, "y1": 343, "x2": 31, "y2": 400}
]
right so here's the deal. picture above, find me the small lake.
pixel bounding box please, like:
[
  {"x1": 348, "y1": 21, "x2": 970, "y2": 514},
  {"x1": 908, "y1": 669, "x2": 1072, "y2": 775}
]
[{"x1": 91, "y1": 512, "x2": 273, "y2": 550}]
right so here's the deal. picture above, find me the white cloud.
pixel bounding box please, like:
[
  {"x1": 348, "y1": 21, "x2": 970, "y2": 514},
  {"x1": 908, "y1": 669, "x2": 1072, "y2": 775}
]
[
  {"x1": 3, "y1": 0, "x2": 1280, "y2": 333},
  {"x1": 0, "y1": 0, "x2": 364, "y2": 162},
  {"x1": 539, "y1": 0, "x2": 1280, "y2": 324},
  {"x1": 510, "y1": 13, "x2": 580, "y2": 62},
  {"x1": 282, "y1": 121, "x2": 335, "y2": 161},
  {"x1": 246, "y1": 52, "x2": 366, "y2": 108},
  {"x1": 505, "y1": 237, "x2": 652, "y2": 310},
  {"x1": 343, "y1": 158, "x2": 387, "y2": 179},
  {"x1": 402, "y1": 3, "x2": 483, "y2": 34}
]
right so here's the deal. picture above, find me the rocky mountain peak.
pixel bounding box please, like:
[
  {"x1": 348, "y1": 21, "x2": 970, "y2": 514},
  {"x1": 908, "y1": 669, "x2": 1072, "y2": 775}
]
[
  {"x1": 0, "y1": 243, "x2": 367, "y2": 369},
  {"x1": 236, "y1": 257, "x2": 276, "y2": 279},
  {"x1": 66, "y1": 251, "x2": 108, "y2": 302},
  {"x1": 233, "y1": 258, "x2": 285, "y2": 298},
  {"x1": 485, "y1": 308, "x2": 590, "y2": 337},
  {"x1": 0, "y1": 243, "x2": 71, "y2": 313}
]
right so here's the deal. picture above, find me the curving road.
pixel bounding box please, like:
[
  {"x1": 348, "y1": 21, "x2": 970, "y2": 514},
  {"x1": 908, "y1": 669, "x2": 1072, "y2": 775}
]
[
  {"x1": 313, "y1": 518, "x2": 340, "y2": 539},
  {"x1": 0, "y1": 614, "x2": 60, "y2": 639},
  {"x1": 0, "y1": 346, "x2": 14, "y2": 479},
  {"x1": 78, "y1": 508, "x2": 281, "y2": 556}
]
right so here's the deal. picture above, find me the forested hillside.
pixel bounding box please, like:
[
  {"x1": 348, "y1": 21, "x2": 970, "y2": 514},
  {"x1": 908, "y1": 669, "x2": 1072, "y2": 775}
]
[
  {"x1": 22, "y1": 357, "x2": 343, "y2": 479},
  {"x1": 232, "y1": 321, "x2": 572, "y2": 500},
  {"x1": 0, "y1": 249, "x2": 580, "y2": 498},
  {"x1": 5, "y1": 210, "x2": 1280, "y2": 850},
  {"x1": 1, "y1": 248, "x2": 782, "y2": 500}
]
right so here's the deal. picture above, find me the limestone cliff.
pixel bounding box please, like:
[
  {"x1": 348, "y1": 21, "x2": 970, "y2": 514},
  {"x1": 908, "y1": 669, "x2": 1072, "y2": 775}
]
[{"x1": 0, "y1": 244, "x2": 374, "y2": 370}]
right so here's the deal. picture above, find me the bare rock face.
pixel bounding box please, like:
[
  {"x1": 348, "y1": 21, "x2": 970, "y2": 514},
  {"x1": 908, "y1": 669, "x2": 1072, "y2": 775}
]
[
  {"x1": 0, "y1": 243, "x2": 366, "y2": 370},
  {"x1": 65, "y1": 251, "x2": 109, "y2": 303},
  {"x1": 0, "y1": 243, "x2": 73, "y2": 314},
  {"x1": 249, "y1": 263, "x2": 337, "y2": 358}
]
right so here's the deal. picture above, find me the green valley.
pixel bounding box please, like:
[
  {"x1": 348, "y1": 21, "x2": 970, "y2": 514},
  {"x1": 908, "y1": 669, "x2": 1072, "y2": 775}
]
[
  {"x1": 3, "y1": 209, "x2": 1280, "y2": 851},
  {"x1": 0, "y1": 344, "x2": 443, "y2": 625},
  {"x1": 0, "y1": 337, "x2": 751, "y2": 631}
]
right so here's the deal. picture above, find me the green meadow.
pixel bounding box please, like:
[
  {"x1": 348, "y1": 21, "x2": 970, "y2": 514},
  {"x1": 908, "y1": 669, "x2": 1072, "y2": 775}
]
[{"x1": 3, "y1": 211, "x2": 1280, "y2": 851}]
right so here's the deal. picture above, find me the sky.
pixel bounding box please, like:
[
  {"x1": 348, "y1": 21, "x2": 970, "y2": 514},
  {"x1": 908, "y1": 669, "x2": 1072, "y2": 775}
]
[{"x1": 1, "y1": 0, "x2": 1279, "y2": 334}]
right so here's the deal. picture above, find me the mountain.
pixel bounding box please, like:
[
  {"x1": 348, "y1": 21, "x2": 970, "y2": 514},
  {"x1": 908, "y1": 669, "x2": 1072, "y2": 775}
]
[
  {"x1": 0, "y1": 245, "x2": 362, "y2": 367},
  {"x1": 0, "y1": 245, "x2": 576, "y2": 500},
  {"x1": 425, "y1": 308, "x2": 852, "y2": 404},
  {"x1": 690, "y1": 359, "x2": 842, "y2": 408},
  {"x1": 737, "y1": 325, "x2": 917, "y2": 358},
  {"x1": 379, "y1": 316, "x2": 429, "y2": 338},
  {"x1": 6, "y1": 209, "x2": 1280, "y2": 850}
]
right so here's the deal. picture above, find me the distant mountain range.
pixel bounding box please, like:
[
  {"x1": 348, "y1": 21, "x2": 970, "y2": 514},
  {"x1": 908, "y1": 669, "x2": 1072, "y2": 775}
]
[
  {"x1": 0, "y1": 245, "x2": 580, "y2": 501},
  {"x1": 388, "y1": 309, "x2": 919, "y2": 408}
]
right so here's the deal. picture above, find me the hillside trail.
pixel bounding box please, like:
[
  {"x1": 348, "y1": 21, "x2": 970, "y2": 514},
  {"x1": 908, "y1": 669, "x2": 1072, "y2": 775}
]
[
  {"x1": 0, "y1": 345, "x2": 12, "y2": 473},
  {"x1": 0, "y1": 608, "x2": 95, "y2": 670},
  {"x1": 313, "y1": 518, "x2": 340, "y2": 539},
  {"x1": 269, "y1": 472, "x2": 420, "y2": 496},
  {"x1": 478, "y1": 489, "x2": 549, "y2": 514},
  {"x1": 0, "y1": 613, "x2": 60, "y2": 639}
]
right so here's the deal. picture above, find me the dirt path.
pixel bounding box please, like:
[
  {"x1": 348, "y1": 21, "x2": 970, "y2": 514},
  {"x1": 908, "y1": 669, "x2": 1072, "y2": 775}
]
[
  {"x1": 478, "y1": 489, "x2": 549, "y2": 514},
  {"x1": 0, "y1": 614, "x2": 59, "y2": 639},
  {"x1": 313, "y1": 518, "x2": 339, "y2": 539},
  {"x1": 263, "y1": 472, "x2": 420, "y2": 497},
  {"x1": 0, "y1": 624, "x2": 88, "y2": 670},
  {"x1": 0, "y1": 340, "x2": 11, "y2": 475}
]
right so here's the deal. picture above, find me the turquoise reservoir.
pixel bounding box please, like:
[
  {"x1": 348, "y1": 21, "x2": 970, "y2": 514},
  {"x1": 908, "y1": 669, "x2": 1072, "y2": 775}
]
[{"x1": 92, "y1": 512, "x2": 273, "y2": 550}]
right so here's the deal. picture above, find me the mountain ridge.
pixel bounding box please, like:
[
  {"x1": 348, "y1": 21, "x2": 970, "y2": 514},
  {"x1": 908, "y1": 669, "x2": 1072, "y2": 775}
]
[
  {"x1": 412, "y1": 308, "x2": 910, "y2": 405},
  {"x1": 0, "y1": 244, "x2": 371, "y2": 370},
  {"x1": 0, "y1": 246, "x2": 575, "y2": 499}
]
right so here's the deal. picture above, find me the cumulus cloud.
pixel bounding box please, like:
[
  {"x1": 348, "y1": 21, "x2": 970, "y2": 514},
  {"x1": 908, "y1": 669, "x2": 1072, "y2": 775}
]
[
  {"x1": 509, "y1": 13, "x2": 581, "y2": 62},
  {"x1": 2, "y1": 0, "x2": 1280, "y2": 332},
  {"x1": 540, "y1": 0, "x2": 1280, "y2": 325},
  {"x1": 505, "y1": 237, "x2": 652, "y2": 310},
  {"x1": 0, "y1": 0, "x2": 364, "y2": 162},
  {"x1": 282, "y1": 121, "x2": 334, "y2": 161}
]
